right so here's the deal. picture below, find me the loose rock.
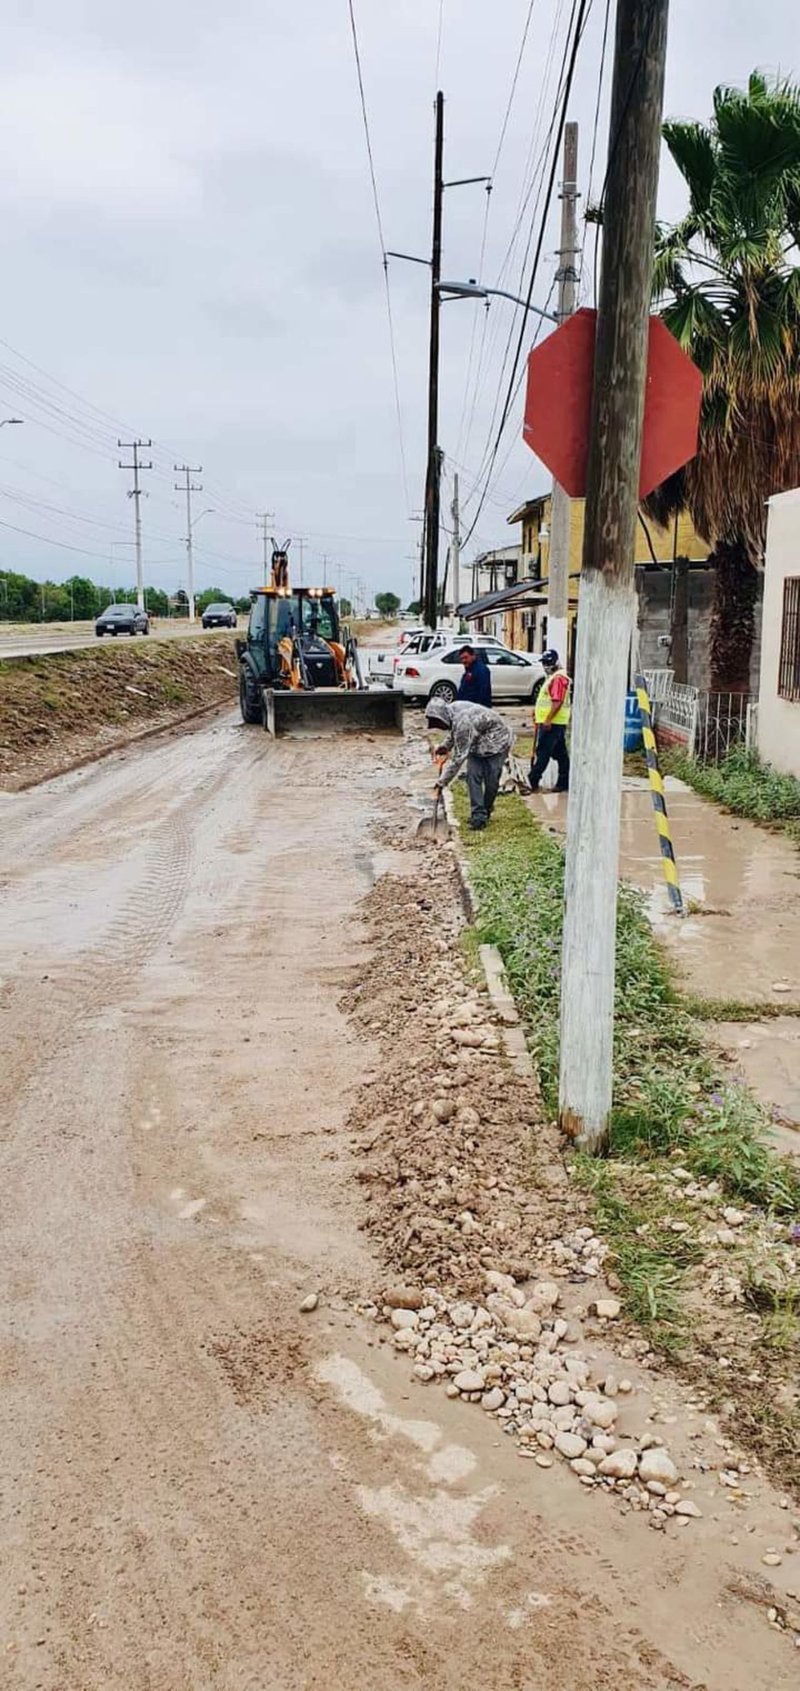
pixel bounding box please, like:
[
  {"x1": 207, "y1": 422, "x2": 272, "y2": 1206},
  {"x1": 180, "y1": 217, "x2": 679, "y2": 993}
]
[{"x1": 638, "y1": 1448, "x2": 679, "y2": 1486}]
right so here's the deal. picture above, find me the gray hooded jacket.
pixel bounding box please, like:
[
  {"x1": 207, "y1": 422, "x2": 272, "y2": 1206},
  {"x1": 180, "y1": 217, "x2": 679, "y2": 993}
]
[{"x1": 425, "y1": 699, "x2": 513, "y2": 787}]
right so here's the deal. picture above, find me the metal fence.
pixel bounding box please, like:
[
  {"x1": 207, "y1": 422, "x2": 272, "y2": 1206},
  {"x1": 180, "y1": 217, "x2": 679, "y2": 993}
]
[
  {"x1": 694, "y1": 691, "x2": 751, "y2": 761},
  {"x1": 641, "y1": 672, "x2": 753, "y2": 763}
]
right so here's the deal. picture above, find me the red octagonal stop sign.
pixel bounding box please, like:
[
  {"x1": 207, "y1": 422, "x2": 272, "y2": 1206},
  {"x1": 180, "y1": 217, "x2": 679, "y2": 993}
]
[{"x1": 523, "y1": 308, "x2": 702, "y2": 499}]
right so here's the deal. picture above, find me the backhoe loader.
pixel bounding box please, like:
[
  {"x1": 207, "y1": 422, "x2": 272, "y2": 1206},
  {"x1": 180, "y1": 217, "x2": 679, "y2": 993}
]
[{"x1": 236, "y1": 541, "x2": 403, "y2": 736}]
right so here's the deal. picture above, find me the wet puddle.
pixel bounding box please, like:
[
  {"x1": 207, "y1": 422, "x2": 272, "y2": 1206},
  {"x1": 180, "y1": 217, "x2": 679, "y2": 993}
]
[{"x1": 528, "y1": 779, "x2": 800, "y2": 1134}]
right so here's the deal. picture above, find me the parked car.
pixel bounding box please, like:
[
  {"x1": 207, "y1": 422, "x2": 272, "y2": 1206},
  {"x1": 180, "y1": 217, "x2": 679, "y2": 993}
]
[
  {"x1": 395, "y1": 642, "x2": 543, "y2": 703},
  {"x1": 367, "y1": 629, "x2": 509, "y2": 687},
  {"x1": 202, "y1": 602, "x2": 237, "y2": 629},
  {"x1": 95, "y1": 604, "x2": 150, "y2": 637}
]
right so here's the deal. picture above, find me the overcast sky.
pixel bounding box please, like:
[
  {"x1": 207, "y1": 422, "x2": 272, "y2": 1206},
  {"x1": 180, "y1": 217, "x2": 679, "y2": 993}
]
[{"x1": 0, "y1": 1, "x2": 794, "y2": 605}]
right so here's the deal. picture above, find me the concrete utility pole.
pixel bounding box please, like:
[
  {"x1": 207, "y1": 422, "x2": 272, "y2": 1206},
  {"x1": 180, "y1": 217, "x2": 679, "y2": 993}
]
[
  {"x1": 175, "y1": 465, "x2": 203, "y2": 622},
  {"x1": 257, "y1": 513, "x2": 275, "y2": 584},
  {"x1": 558, "y1": 0, "x2": 670, "y2": 1154},
  {"x1": 118, "y1": 440, "x2": 153, "y2": 611},
  {"x1": 547, "y1": 123, "x2": 579, "y2": 661},
  {"x1": 422, "y1": 92, "x2": 445, "y2": 631},
  {"x1": 294, "y1": 537, "x2": 309, "y2": 579}
]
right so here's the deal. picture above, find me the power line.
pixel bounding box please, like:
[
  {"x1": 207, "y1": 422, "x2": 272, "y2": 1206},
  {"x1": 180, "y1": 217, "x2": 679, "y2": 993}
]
[
  {"x1": 346, "y1": 0, "x2": 411, "y2": 512},
  {"x1": 582, "y1": 0, "x2": 613, "y2": 304},
  {"x1": 491, "y1": 0, "x2": 539, "y2": 179},
  {"x1": 434, "y1": 0, "x2": 445, "y2": 89},
  {"x1": 461, "y1": 0, "x2": 592, "y2": 550},
  {"x1": 459, "y1": 0, "x2": 573, "y2": 494}
]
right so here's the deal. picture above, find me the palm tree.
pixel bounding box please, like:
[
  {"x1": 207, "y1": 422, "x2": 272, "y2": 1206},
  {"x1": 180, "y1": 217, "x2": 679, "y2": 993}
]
[{"x1": 646, "y1": 72, "x2": 800, "y2": 692}]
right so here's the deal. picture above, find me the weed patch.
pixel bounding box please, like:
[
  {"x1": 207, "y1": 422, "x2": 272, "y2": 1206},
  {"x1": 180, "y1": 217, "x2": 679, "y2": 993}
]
[
  {"x1": 453, "y1": 780, "x2": 800, "y2": 1431},
  {"x1": 668, "y1": 745, "x2": 800, "y2": 837}
]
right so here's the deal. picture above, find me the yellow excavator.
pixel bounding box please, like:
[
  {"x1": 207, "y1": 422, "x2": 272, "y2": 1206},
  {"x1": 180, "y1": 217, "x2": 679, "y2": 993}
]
[{"x1": 236, "y1": 541, "x2": 403, "y2": 736}]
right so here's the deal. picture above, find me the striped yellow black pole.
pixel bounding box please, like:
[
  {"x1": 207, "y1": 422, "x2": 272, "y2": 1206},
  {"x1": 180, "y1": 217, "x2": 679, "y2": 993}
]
[{"x1": 633, "y1": 672, "x2": 684, "y2": 917}]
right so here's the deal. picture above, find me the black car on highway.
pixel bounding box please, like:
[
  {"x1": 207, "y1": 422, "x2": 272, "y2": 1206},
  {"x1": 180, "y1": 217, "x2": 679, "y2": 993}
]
[
  {"x1": 202, "y1": 602, "x2": 237, "y2": 630},
  {"x1": 95, "y1": 604, "x2": 150, "y2": 637}
]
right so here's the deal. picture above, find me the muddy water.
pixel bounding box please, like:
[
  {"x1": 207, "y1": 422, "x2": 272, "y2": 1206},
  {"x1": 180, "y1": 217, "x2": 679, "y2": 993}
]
[{"x1": 531, "y1": 778, "x2": 800, "y2": 1130}]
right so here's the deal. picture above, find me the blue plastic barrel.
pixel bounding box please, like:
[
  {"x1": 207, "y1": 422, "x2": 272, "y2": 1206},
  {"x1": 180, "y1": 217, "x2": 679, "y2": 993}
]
[{"x1": 623, "y1": 688, "x2": 643, "y2": 752}]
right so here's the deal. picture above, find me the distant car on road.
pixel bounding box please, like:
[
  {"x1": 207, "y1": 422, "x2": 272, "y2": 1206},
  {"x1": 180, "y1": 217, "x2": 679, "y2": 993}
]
[
  {"x1": 95, "y1": 604, "x2": 150, "y2": 637},
  {"x1": 395, "y1": 641, "x2": 543, "y2": 704},
  {"x1": 202, "y1": 602, "x2": 238, "y2": 630}
]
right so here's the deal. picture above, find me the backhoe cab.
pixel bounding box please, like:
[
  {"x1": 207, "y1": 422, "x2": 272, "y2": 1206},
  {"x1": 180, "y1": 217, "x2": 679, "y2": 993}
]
[{"x1": 236, "y1": 540, "x2": 403, "y2": 737}]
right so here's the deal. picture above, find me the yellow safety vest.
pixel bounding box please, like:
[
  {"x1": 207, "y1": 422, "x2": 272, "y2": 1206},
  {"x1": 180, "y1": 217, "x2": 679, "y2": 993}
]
[{"x1": 535, "y1": 669, "x2": 571, "y2": 726}]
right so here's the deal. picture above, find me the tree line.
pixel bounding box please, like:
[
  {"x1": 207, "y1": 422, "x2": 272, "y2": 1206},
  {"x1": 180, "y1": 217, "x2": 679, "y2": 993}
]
[{"x1": 0, "y1": 570, "x2": 250, "y2": 623}]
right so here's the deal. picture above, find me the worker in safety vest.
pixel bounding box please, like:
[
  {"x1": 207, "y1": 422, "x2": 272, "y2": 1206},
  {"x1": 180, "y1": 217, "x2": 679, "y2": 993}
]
[{"x1": 529, "y1": 648, "x2": 570, "y2": 792}]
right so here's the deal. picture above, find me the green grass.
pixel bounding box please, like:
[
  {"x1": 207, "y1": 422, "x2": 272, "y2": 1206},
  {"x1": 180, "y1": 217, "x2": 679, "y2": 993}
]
[
  {"x1": 668, "y1": 744, "x2": 800, "y2": 836},
  {"x1": 454, "y1": 787, "x2": 800, "y2": 1362},
  {"x1": 455, "y1": 786, "x2": 800, "y2": 1217},
  {"x1": 572, "y1": 1155, "x2": 700, "y2": 1352},
  {"x1": 683, "y1": 995, "x2": 800, "y2": 1021}
]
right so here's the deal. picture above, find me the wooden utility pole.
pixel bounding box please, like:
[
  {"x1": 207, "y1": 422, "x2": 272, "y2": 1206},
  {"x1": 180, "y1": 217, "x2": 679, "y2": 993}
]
[
  {"x1": 559, "y1": 0, "x2": 670, "y2": 1153},
  {"x1": 422, "y1": 92, "x2": 444, "y2": 631},
  {"x1": 670, "y1": 554, "x2": 689, "y2": 681},
  {"x1": 546, "y1": 123, "x2": 579, "y2": 659},
  {"x1": 450, "y1": 471, "x2": 462, "y2": 619}
]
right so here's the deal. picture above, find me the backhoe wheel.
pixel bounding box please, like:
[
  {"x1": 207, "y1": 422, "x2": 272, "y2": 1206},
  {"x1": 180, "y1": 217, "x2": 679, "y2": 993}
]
[{"x1": 239, "y1": 667, "x2": 262, "y2": 725}]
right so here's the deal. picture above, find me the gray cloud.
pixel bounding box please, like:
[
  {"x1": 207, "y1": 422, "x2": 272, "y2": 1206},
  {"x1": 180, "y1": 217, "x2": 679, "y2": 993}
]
[{"x1": 0, "y1": 1, "x2": 794, "y2": 601}]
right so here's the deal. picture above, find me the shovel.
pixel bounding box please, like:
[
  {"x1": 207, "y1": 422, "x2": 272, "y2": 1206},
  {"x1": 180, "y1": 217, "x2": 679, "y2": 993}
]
[{"x1": 416, "y1": 789, "x2": 450, "y2": 843}]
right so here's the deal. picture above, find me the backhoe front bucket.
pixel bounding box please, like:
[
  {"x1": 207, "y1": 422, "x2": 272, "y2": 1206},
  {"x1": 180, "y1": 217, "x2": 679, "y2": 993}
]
[{"x1": 263, "y1": 688, "x2": 404, "y2": 737}]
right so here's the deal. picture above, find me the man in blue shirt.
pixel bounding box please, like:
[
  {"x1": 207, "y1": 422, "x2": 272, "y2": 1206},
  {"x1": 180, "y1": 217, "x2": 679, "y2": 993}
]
[{"x1": 457, "y1": 644, "x2": 492, "y2": 706}]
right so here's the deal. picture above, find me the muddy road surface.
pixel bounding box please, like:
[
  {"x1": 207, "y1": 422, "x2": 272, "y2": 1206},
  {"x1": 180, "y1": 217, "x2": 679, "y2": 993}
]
[{"x1": 0, "y1": 715, "x2": 795, "y2": 1690}]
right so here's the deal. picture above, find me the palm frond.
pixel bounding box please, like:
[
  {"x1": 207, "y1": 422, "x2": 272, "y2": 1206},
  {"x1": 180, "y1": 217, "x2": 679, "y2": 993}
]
[
  {"x1": 663, "y1": 121, "x2": 717, "y2": 216},
  {"x1": 653, "y1": 70, "x2": 800, "y2": 565}
]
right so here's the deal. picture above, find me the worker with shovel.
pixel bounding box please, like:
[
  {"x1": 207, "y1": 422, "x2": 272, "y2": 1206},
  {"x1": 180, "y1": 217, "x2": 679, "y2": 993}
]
[{"x1": 425, "y1": 698, "x2": 513, "y2": 832}]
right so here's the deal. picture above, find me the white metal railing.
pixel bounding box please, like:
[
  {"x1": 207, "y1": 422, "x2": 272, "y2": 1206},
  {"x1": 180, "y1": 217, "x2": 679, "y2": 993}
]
[
  {"x1": 695, "y1": 691, "x2": 751, "y2": 761},
  {"x1": 641, "y1": 671, "x2": 755, "y2": 763},
  {"x1": 641, "y1": 667, "x2": 674, "y2": 703}
]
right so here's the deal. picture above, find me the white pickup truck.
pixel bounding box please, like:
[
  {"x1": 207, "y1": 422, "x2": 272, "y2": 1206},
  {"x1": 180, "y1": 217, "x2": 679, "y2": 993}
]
[{"x1": 367, "y1": 629, "x2": 509, "y2": 686}]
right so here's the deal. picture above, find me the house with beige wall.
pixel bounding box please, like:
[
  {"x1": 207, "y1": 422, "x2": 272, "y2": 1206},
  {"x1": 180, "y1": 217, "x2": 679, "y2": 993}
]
[{"x1": 757, "y1": 488, "x2": 800, "y2": 779}]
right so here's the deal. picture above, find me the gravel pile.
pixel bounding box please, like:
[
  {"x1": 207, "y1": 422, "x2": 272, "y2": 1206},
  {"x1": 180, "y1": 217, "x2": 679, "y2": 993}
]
[{"x1": 345, "y1": 848, "x2": 693, "y2": 1519}]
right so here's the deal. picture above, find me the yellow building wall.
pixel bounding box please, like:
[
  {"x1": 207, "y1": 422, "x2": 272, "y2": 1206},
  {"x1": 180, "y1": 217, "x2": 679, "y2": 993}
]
[{"x1": 504, "y1": 498, "x2": 708, "y2": 654}]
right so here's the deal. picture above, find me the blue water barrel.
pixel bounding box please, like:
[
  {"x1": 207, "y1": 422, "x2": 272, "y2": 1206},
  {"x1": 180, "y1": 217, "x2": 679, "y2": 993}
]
[{"x1": 623, "y1": 688, "x2": 643, "y2": 752}]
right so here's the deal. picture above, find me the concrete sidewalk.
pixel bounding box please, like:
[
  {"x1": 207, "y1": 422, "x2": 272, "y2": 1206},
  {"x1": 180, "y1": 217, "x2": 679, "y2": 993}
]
[{"x1": 529, "y1": 778, "x2": 800, "y2": 1148}]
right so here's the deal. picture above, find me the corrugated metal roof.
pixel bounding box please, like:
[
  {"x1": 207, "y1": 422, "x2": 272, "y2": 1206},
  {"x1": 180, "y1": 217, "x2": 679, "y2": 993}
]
[{"x1": 456, "y1": 576, "x2": 547, "y2": 618}]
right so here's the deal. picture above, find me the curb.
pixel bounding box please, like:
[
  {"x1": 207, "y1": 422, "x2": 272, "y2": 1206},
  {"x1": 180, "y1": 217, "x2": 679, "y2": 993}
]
[
  {"x1": 441, "y1": 784, "x2": 535, "y2": 1083},
  {"x1": 3, "y1": 697, "x2": 233, "y2": 794}
]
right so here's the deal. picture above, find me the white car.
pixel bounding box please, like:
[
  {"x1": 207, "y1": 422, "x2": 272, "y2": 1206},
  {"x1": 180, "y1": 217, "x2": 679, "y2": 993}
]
[
  {"x1": 395, "y1": 641, "x2": 544, "y2": 703},
  {"x1": 368, "y1": 629, "x2": 512, "y2": 687}
]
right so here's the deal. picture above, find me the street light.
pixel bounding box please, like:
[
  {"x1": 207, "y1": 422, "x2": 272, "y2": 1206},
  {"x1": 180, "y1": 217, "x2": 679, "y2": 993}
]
[
  {"x1": 0, "y1": 417, "x2": 24, "y2": 428},
  {"x1": 437, "y1": 280, "x2": 558, "y2": 323}
]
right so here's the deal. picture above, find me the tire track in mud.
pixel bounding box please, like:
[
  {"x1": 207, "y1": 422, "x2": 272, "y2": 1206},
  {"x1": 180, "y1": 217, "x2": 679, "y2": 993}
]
[{"x1": 0, "y1": 804, "x2": 195, "y2": 1126}]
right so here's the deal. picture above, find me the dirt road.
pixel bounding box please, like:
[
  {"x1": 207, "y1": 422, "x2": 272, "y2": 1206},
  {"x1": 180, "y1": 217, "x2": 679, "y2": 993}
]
[{"x1": 0, "y1": 716, "x2": 796, "y2": 1689}]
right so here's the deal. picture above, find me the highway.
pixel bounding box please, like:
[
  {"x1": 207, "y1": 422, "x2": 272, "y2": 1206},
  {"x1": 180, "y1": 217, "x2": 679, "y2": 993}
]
[{"x1": 0, "y1": 619, "x2": 229, "y2": 661}]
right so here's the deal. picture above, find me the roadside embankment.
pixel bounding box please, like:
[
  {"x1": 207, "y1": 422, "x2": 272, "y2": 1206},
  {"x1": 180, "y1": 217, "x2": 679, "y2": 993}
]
[{"x1": 0, "y1": 636, "x2": 237, "y2": 789}]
